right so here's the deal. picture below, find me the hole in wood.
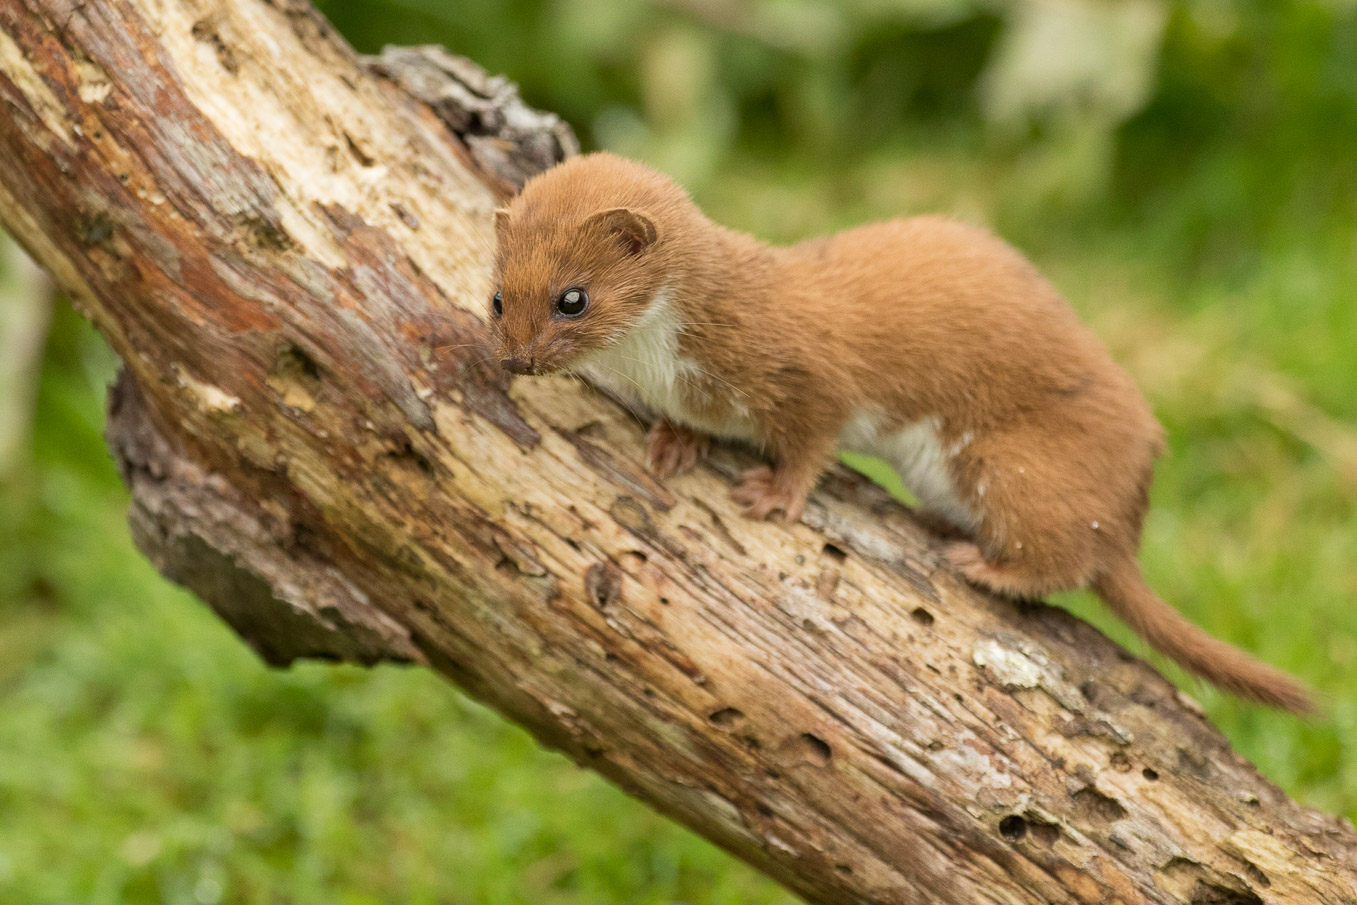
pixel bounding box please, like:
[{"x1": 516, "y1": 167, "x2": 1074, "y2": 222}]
[
  {"x1": 190, "y1": 19, "x2": 239, "y2": 74},
  {"x1": 1072, "y1": 787, "x2": 1129, "y2": 823},
  {"x1": 384, "y1": 437, "x2": 434, "y2": 476},
  {"x1": 787, "y1": 733, "x2": 832, "y2": 767},
  {"x1": 618, "y1": 550, "x2": 647, "y2": 571},
  {"x1": 275, "y1": 343, "x2": 321, "y2": 381},
  {"x1": 1189, "y1": 882, "x2": 1264, "y2": 905},
  {"x1": 910, "y1": 607, "x2": 935, "y2": 626},
  {"x1": 344, "y1": 131, "x2": 376, "y2": 167},
  {"x1": 80, "y1": 213, "x2": 114, "y2": 246},
  {"x1": 999, "y1": 814, "x2": 1027, "y2": 841},
  {"x1": 708, "y1": 707, "x2": 745, "y2": 728},
  {"x1": 389, "y1": 201, "x2": 419, "y2": 229},
  {"x1": 1142, "y1": 767, "x2": 1159, "y2": 781},
  {"x1": 584, "y1": 562, "x2": 623, "y2": 608},
  {"x1": 821, "y1": 543, "x2": 847, "y2": 562}
]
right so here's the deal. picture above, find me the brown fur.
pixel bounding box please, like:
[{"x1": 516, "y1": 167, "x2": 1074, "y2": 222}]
[{"x1": 489, "y1": 152, "x2": 1314, "y2": 714}]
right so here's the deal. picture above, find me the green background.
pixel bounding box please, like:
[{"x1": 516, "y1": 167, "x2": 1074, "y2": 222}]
[{"x1": 1, "y1": 1, "x2": 1354, "y2": 902}]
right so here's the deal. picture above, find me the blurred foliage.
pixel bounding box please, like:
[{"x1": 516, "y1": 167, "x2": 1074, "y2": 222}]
[
  {"x1": 320, "y1": 0, "x2": 1357, "y2": 237},
  {"x1": 2, "y1": 0, "x2": 1356, "y2": 902}
]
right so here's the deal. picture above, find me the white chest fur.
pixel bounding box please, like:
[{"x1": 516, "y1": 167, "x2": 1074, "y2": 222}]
[
  {"x1": 575, "y1": 292, "x2": 758, "y2": 442},
  {"x1": 577, "y1": 296, "x2": 974, "y2": 529},
  {"x1": 841, "y1": 410, "x2": 979, "y2": 531}
]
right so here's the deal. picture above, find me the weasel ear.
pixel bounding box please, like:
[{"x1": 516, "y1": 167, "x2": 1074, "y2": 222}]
[
  {"x1": 493, "y1": 208, "x2": 512, "y2": 240},
  {"x1": 585, "y1": 207, "x2": 658, "y2": 256}
]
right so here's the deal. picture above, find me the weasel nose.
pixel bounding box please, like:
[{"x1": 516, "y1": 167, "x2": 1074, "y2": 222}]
[{"x1": 500, "y1": 356, "x2": 535, "y2": 375}]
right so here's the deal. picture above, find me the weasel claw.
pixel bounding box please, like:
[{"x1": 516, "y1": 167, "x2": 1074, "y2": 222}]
[
  {"x1": 731, "y1": 466, "x2": 807, "y2": 522},
  {"x1": 645, "y1": 420, "x2": 710, "y2": 478}
]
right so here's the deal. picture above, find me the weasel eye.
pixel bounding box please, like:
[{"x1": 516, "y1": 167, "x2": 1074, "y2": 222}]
[
  {"x1": 492, "y1": 290, "x2": 503, "y2": 318},
  {"x1": 556, "y1": 287, "x2": 589, "y2": 317}
]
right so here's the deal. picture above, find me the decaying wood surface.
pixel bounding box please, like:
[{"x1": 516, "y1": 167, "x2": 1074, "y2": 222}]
[{"x1": 0, "y1": 2, "x2": 1353, "y2": 902}]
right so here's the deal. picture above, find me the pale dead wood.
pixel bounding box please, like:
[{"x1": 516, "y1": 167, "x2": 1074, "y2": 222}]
[{"x1": 0, "y1": 2, "x2": 1353, "y2": 903}]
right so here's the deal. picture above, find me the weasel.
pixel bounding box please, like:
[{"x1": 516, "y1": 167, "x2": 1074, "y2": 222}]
[{"x1": 487, "y1": 151, "x2": 1314, "y2": 714}]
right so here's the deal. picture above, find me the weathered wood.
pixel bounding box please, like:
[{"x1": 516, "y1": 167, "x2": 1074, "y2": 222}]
[{"x1": 0, "y1": 2, "x2": 1353, "y2": 902}]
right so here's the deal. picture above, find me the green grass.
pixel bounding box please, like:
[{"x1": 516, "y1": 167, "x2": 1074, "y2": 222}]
[{"x1": 3, "y1": 2, "x2": 1357, "y2": 899}]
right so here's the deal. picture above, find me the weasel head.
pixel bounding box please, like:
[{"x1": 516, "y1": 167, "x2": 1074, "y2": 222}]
[{"x1": 489, "y1": 157, "x2": 670, "y2": 376}]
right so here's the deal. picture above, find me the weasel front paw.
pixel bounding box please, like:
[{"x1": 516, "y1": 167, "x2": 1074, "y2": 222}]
[
  {"x1": 645, "y1": 419, "x2": 710, "y2": 478},
  {"x1": 731, "y1": 465, "x2": 809, "y2": 522}
]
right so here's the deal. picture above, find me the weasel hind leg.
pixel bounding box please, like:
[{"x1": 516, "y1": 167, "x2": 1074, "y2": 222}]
[{"x1": 942, "y1": 536, "x2": 1098, "y2": 600}]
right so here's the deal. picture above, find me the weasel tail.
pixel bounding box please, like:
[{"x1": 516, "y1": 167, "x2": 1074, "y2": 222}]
[{"x1": 1091, "y1": 559, "x2": 1315, "y2": 715}]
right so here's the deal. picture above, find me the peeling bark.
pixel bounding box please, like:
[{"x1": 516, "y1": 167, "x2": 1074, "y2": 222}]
[{"x1": 0, "y1": 2, "x2": 1353, "y2": 903}]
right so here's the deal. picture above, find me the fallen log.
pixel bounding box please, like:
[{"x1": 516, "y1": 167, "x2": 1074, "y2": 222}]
[{"x1": 0, "y1": 2, "x2": 1352, "y2": 902}]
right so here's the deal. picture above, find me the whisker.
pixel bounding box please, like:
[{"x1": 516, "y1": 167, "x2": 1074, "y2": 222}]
[
  {"x1": 455, "y1": 355, "x2": 501, "y2": 370},
  {"x1": 565, "y1": 369, "x2": 649, "y2": 422},
  {"x1": 435, "y1": 342, "x2": 494, "y2": 355},
  {"x1": 601, "y1": 349, "x2": 751, "y2": 404},
  {"x1": 690, "y1": 367, "x2": 750, "y2": 401},
  {"x1": 585, "y1": 361, "x2": 650, "y2": 401}
]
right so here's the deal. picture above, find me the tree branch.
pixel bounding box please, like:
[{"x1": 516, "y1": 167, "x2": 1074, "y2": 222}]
[{"x1": 0, "y1": 1, "x2": 1352, "y2": 902}]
